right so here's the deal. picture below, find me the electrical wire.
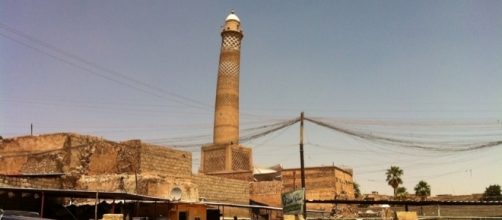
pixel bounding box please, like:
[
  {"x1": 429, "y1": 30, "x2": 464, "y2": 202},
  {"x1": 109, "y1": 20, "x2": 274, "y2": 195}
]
[
  {"x1": 305, "y1": 117, "x2": 502, "y2": 152},
  {"x1": 0, "y1": 22, "x2": 211, "y2": 111}
]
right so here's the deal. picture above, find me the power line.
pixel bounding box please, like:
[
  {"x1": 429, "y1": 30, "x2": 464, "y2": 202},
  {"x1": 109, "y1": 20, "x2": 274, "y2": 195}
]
[
  {"x1": 0, "y1": 21, "x2": 276, "y2": 120},
  {"x1": 0, "y1": 22, "x2": 211, "y2": 111},
  {"x1": 145, "y1": 117, "x2": 300, "y2": 149},
  {"x1": 239, "y1": 117, "x2": 300, "y2": 143},
  {"x1": 305, "y1": 117, "x2": 502, "y2": 152}
]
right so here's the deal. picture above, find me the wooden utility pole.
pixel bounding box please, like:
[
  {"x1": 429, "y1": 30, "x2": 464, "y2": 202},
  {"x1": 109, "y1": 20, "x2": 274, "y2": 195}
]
[{"x1": 300, "y1": 112, "x2": 307, "y2": 219}]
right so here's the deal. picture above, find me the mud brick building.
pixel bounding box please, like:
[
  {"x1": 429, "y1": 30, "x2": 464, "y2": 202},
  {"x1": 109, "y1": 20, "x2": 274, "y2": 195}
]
[
  {"x1": 251, "y1": 166, "x2": 355, "y2": 216},
  {"x1": 0, "y1": 132, "x2": 355, "y2": 218},
  {"x1": 0, "y1": 133, "x2": 249, "y2": 206}
]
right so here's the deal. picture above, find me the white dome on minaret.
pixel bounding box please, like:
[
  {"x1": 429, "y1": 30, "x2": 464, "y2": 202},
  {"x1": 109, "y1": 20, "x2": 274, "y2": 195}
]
[{"x1": 225, "y1": 10, "x2": 240, "y2": 22}]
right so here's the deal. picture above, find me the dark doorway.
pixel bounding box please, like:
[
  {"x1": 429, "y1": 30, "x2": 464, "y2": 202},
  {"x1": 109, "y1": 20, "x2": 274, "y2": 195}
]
[
  {"x1": 207, "y1": 209, "x2": 220, "y2": 220},
  {"x1": 179, "y1": 211, "x2": 187, "y2": 220}
]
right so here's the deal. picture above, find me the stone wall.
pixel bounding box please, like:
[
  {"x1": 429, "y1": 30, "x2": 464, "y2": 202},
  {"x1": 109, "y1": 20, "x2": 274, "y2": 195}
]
[
  {"x1": 250, "y1": 181, "x2": 283, "y2": 207},
  {"x1": 192, "y1": 174, "x2": 249, "y2": 204},
  {"x1": 0, "y1": 175, "x2": 61, "y2": 188},
  {"x1": 0, "y1": 133, "x2": 357, "y2": 217},
  {"x1": 0, "y1": 133, "x2": 229, "y2": 204},
  {"x1": 282, "y1": 166, "x2": 354, "y2": 213},
  {"x1": 140, "y1": 143, "x2": 192, "y2": 177},
  {"x1": 203, "y1": 170, "x2": 253, "y2": 182},
  {"x1": 0, "y1": 133, "x2": 68, "y2": 173},
  {"x1": 85, "y1": 139, "x2": 137, "y2": 175},
  {"x1": 75, "y1": 173, "x2": 197, "y2": 200},
  {"x1": 282, "y1": 166, "x2": 354, "y2": 200},
  {"x1": 0, "y1": 134, "x2": 192, "y2": 194},
  {"x1": 0, "y1": 133, "x2": 129, "y2": 176},
  {"x1": 0, "y1": 133, "x2": 191, "y2": 175},
  {"x1": 249, "y1": 166, "x2": 354, "y2": 214}
]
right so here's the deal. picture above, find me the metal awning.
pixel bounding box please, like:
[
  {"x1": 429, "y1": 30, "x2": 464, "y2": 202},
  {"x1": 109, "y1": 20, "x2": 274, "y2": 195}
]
[
  {"x1": 307, "y1": 199, "x2": 502, "y2": 206},
  {"x1": 202, "y1": 201, "x2": 282, "y2": 211},
  {"x1": 0, "y1": 186, "x2": 169, "y2": 201},
  {"x1": 0, "y1": 173, "x2": 65, "y2": 177}
]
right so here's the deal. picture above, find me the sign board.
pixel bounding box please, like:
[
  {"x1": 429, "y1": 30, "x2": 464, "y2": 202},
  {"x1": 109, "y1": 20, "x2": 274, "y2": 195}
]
[{"x1": 281, "y1": 189, "x2": 304, "y2": 215}]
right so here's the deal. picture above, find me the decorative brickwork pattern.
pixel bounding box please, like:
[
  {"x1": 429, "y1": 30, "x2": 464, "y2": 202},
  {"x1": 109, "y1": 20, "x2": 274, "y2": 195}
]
[
  {"x1": 202, "y1": 148, "x2": 226, "y2": 172},
  {"x1": 222, "y1": 32, "x2": 242, "y2": 50},
  {"x1": 231, "y1": 147, "x2": 251, "y2": 170},
  {"x1": 215, "y1": 93, "x2": 239, "y2": 107},
  {"x1": 213, "y1": 16, "x2": 242, "y2": 146},
  {"x1": 219, "y1": 60, "x2": 239, "y2": 77},
  {"x1": 217, "y1": 59, "x2": 239, "y2": 88}
]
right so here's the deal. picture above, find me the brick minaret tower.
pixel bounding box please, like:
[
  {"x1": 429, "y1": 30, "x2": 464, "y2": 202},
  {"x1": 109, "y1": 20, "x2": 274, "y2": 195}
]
[
  {"x1": 213, "y1": 10, "x2": 243, "y2": 145},
  {"x1": 200, "y1": 11, "x2": 252, "y2": 180}
]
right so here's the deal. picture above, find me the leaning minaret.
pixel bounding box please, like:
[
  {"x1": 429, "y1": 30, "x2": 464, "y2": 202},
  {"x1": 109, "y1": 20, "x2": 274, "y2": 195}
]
[
  {"x1": 200, "y1": 11, "x2": 252, "y2": 180},
  {"x1": 213, "y1": 10, "x2": 243, "y2": 145}
]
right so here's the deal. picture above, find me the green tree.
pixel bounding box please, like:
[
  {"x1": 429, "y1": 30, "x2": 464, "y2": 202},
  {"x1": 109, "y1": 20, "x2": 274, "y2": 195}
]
[
  {"x1": 396, "y1": 186, "x2": 408, "y2": 200},
  {"x1": 353, "y1": 182, "x2": 361, "y2": 198},
  {"x1": 482, "y1": 184, "x2": 502, "y2": 201},
  {"x1": 414, "y1": 180, "x2": 431, "y2": 201},
  {"x1": 386, "y1": 166, "x2": 403, "y2": 198}
]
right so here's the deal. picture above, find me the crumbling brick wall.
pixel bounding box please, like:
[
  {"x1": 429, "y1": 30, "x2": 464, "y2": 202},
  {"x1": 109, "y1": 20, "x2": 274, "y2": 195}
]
[
  {"x1": 0, "y1": 133, "x2": 191, "y2": 175},
  {"x1": 0, "y1": 133, "x2": 68, "y2": 173},
  {"x1": 0, "y1": 134, "x2": 192, "y2": 193},
  {"x1": 86, "y1": 140, "x2": 130, "y2": 175},
  {"x1": 141, "y1": 175, "x2": 197, "y2": 200},
  {"x1": 0, "y1": 133, "x2": 117, "y2": 175},
  {"x1": 0, "y1": 133, "x2": 257, "y2": 210}
]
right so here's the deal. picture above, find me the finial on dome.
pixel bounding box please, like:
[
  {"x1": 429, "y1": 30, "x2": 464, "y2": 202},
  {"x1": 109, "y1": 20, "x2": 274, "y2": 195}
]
[{"x1": 225, "y1": 9, "x2": 240, "y2": 22}]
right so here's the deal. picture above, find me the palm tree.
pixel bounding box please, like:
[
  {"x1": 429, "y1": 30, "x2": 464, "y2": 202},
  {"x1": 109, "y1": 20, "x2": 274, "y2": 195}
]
[
  {"x1": 386, "y1": 166, "x2": 403, "y2": 198},
  {"x1": 414, "y1": 180, "x2": 431, "y2": 201},
  {"x1": 396, "y1": 187, "x2": 408, "y2": 200}
]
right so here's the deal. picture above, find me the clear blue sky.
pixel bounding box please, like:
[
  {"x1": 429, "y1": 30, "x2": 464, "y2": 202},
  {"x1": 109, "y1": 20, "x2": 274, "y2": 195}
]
[{"x1": 1, "y1": 0, "x2": 501, "y2": 196}]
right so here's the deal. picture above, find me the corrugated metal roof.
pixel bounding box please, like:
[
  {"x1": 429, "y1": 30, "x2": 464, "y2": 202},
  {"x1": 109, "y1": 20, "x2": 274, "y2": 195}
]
[
  {"x1": 308, "y1": 199, "x2": 502, "y2": 206},
  {"x1": 0, "y1": 173, "x2": 64, "y2": 177},
  {"x1": 0, "y1": 186, "x2": 168, "y2": 201},
  {"x1": 202, "y1": 201, "x2": 282, "y2": 211}
]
